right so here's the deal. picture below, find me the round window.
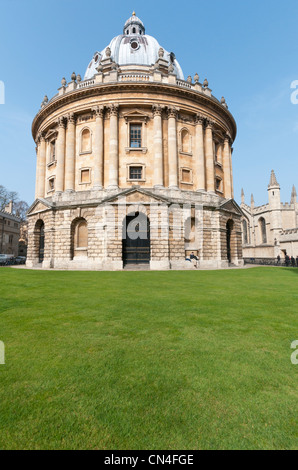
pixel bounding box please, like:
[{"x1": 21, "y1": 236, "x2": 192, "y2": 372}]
[{"x1": 130, "y1": 41, "x2": 139, "y2": 50}]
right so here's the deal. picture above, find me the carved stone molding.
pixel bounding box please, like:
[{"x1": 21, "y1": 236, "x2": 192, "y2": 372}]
[
  {"x1": 92, "y1": 105, "x2": 105, "y2": 118},
  {"x1": 194, "y1": 113, "x2": 205, "y2": 125},
  {"x1": 56, "y1": 116, "x2": 66, "y2": 128},
  {"x1": 36, "y1": 131, "x2": 45, "y2": 145},
  {"x1": 167, "y1": 106, "x2": 178, "y2": 119},
  {"x1": 224, "y1": 132, "x2": 232, "y2": 145},
  {"x1": 32, "y1": 83, "x2": 237, "y2": 143},
  {"x1": 66, "y1": 113, "x2": 76, "y2": 126},
  {"x1": 108, "y1": 104, "x2": 119, "y2": 117},
  {"x1": 205, "y1": 118, "x2": 215, "y2": 130},
  {"x1": 152, "y1": 104, "x2": 162, "y2": 117}
]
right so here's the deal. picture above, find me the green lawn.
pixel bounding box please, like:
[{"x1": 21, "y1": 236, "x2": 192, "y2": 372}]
[{"x1": 0, "y1": 267, "x2": 297, "y2": 450}]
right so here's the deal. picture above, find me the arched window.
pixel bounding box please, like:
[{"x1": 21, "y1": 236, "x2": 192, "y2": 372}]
[
  {"x1": 81, "y1": 128, "x2": 91, "y2": 153},
  {"x1": 185, "y1": 217, "x2": 196, "y2": 243},
  {"x1": 259, "y1": 217, "x2": 267, "y2": 244},
  {"x1": 77, "y1": 221, "x2": 88, "y2": 248},
  {"x1": 181, "y1": 129, "x2": 191, "y2": 153},
  {"x1": 242, "y1": 219, "x2": 249, "y2": 245},
  {"x1": 71, "y1": 218, "x2": 88, "y2": 258},
  {"x1": 132, "y1": 27, "x2": 136, "y2": 34}
]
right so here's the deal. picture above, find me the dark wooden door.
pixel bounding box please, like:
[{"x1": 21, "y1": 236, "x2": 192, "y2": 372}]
[
  {"x1": 226, "y1": 221, "x2": 231, "y2": 263},
  {"x1": 123, "y1": 213, "x2": 150, "y2": 265},
  {"x1": 39, "y1": 224, "x2": 45, "y2": 263}
]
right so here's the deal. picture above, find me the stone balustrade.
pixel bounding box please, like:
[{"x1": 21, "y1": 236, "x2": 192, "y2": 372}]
[{"x1": 40, "y1": 68, "x2": 227, "y2": 111}]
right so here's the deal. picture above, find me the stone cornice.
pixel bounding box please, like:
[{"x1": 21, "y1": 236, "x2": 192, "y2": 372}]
[{"x1": 32, "y1": 82, "x2": 237, "y2": 141}]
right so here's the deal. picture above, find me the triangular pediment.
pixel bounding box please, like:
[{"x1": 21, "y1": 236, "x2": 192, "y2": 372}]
[
  {"x1": 27, "y1": 198, "x2": 53, "y2": 216},
  {"x1": 219, "y1": 198, "x2": 244, "y2": 216},
  {"x1": 45, "y1": 128, "x2": 58, "y2": 140},
  {"x1": 122, "y1": 109, "x2": 151, "y2": 121},
  {"x1": 100, "y1": 187, "x2": 172, "y2": 205}
]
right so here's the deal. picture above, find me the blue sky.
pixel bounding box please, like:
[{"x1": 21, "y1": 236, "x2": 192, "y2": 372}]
[{"x1": 1, "y1": 0, "x2": 298, "y2": 206}]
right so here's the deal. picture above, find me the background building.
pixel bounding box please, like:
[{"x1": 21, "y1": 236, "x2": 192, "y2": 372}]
[
  {"x1": 27, "y1": 13, "x2": 243, "y2": 270},
  {"x1": 0, "y1": 202, "x2": 21, "y2": 256},
  {"x1": 241, "y1": 170, "x2": 298, "y2": 260}
]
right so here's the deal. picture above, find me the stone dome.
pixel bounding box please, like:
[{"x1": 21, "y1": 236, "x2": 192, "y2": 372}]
[{"x1": 84, "y1": 13, "x2": 184, "y2": 81}]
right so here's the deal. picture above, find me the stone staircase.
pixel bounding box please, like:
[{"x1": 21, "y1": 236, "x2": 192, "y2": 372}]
[{"x1": 123, "y1": 264, "x2": 150, "y2": 271}]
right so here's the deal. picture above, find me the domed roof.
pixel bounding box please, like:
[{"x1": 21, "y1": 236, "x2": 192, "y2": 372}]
[
  {"x1": 123, "y1": 12, "x2": 145, "y2": 33},
  {"x1": 84, "y1": 13, "x2": 184, "y2": 81}
]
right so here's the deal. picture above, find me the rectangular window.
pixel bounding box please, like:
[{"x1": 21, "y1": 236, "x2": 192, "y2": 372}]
[
  {"x1": 181, "y1": 169, "x2": 191, "y2": 183},
  {"x1": 216, "y1": 178, "x2": 222, "y2": 192},
  {"x1": 50, "y1": 141, "x2": 56, "y2": 162},
  {"x1": 81, "y1": 169, "x2": 90, "y2": 183},
  {"x1": 129, "y1": 166, "x2": 142, "y2": 180},
  {"x1": 214, "y1": 143, "x2": 218, "y2": 162},
  {"x1": 49, "y1": 178, "x2": 55, "y2": 191},
  {"x1": 9, "y1": 235, "x2": 13, "y2": 245},
  {"x1": 130, "y1": 124, "x2": 142, "y2": 148}
]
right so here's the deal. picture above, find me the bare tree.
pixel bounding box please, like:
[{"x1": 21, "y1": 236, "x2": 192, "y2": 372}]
[
  {"x1": 14, "y1": 201, "x2": 29, "y2": 221},
  {"x1": 0, "y1": 185, "x2": 28, "y2": 220}
]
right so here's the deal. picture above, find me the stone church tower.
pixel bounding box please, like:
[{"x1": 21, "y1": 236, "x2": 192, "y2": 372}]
[{"x1": 27, "y1": 13, "x2": 243, "y2": 270}]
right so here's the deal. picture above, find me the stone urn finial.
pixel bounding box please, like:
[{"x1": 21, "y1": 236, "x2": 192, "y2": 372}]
[
  {"x1": 187, "y1": 75, "x2": 192, "y2": 83},
  {"x1": 71, "y1": 72, "x2": 77, "y2": 82},
  {"x1": 105, "y1": 46, "x2": 111, "y2": 58},
  {"x1": 158, "y1": 47, "x2": 164, "y2": 58},
  {"x1": 76, "y1": 74, "x2": 82, "y2": 83},
  {"x1": 61, "y1": 77, "x2": 67, "y2": 87},
  {"x1": 194, "y1": 73, "x2": 199, "y2": 83},
  {"x1": 221, "y1": 97, "x2": 228, "y2": 108},
  {"x1": 203, "y1": 78, "x2": 209, "y2": 88}
]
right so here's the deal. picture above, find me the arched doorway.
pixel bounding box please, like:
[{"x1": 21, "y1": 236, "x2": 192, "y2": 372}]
[
  {"x1": 226, "y1": 219, "x2": 234, "y2": 263},
  {"x1": 38, "y1": 222, "x2": 45, "y2": 263},
  {"x1": 122, "y1": 212, "x2": 150, "y2": 265}
]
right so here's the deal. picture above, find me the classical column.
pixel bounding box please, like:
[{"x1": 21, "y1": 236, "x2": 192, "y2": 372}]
[
  {"x1": 93, "y1": 106, "x2": 104, "y2": 189},
  {"x1": 230, "y1": 146, "x2": 234, "y2": 198},
  {"x1": 56, "y1": 117, "x2": 66, "y2": 193},
  {"x1": 167, "y1": 107, "x2": 178, "y2": 189},
  {"x1": 37, "y1": 133, "x2": 46, "y2": 198},
  {"x1": 204, "y1": 120, "x2": 215, "y2": 192},
  {"x1": 108, "y1": 104, "x2": 119, "y2": 189},
  {"x1": 223, "y1": 134, "x2": 232, "y2": 199},
  {"x1": 65, "y1": 113, "x2": 76, "y2": 192},
  {"x1": 152, "y1": 105, "x2": 164, "y2": 188},
  {"x1": 194, "y1": 114, "x2": 205, "y2": 191}
]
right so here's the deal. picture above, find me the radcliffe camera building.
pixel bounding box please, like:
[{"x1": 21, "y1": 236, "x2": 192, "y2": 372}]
[{"x1": 27, "y1": 13, "x2": 243, "y2": 270}]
